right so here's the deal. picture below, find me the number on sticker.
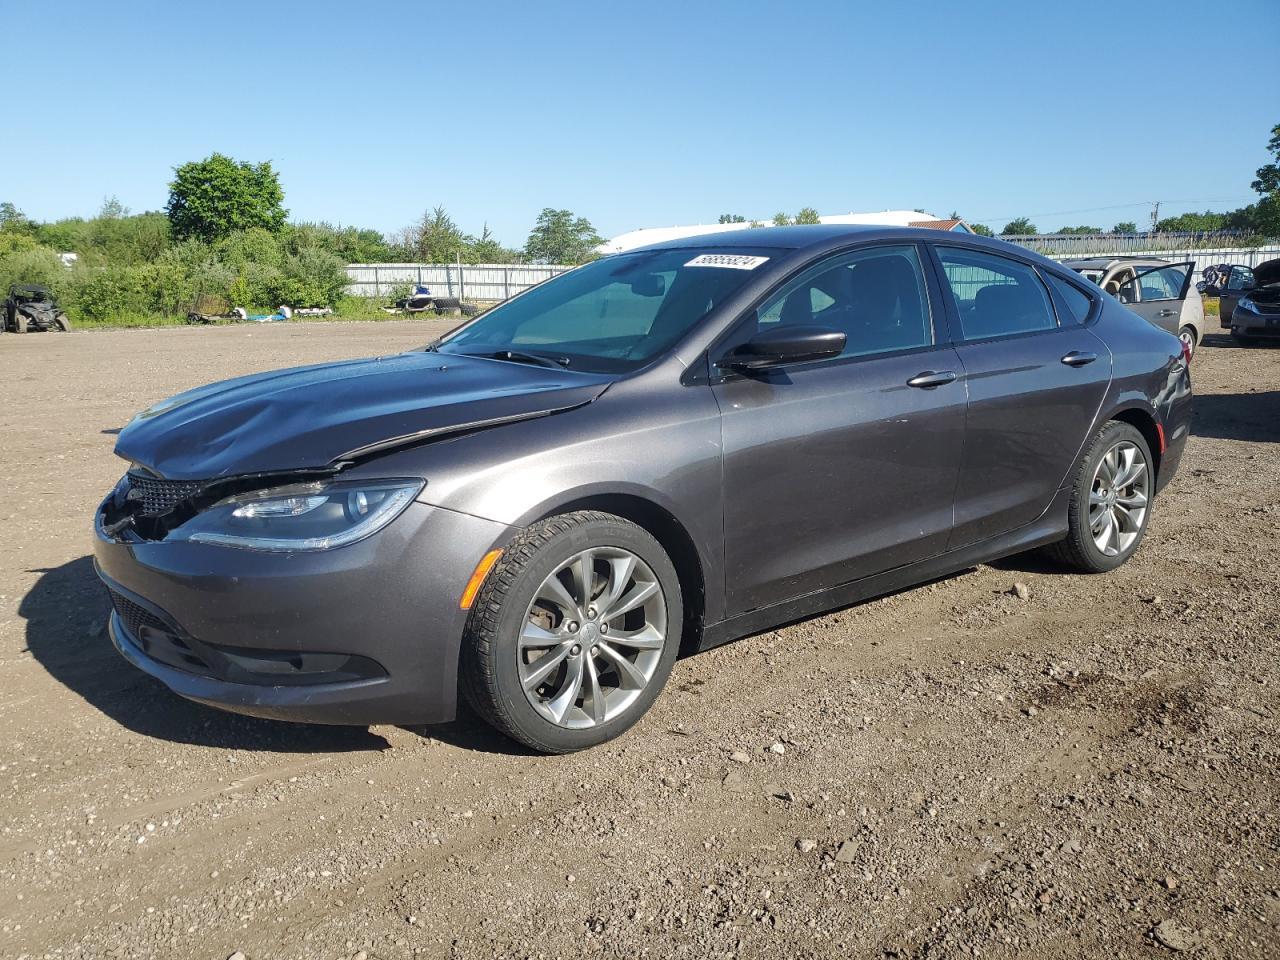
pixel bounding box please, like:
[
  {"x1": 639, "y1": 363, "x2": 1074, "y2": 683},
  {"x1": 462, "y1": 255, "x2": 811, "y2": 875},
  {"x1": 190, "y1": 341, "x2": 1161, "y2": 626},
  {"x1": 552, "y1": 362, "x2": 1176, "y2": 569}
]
[{"x1": 684, "y1": 254, "x2": 770, "y2": 270}]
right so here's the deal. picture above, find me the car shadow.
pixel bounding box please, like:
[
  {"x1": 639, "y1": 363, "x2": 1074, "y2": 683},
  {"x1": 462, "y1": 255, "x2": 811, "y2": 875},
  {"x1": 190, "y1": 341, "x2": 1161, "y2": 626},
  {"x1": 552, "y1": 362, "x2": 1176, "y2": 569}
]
[
  {"x1": 20, "y1": 556, "x2": 389, "y2": 753},
  {"x1": 402, "y1": 704, "x2": 538, "y2": 757},
  {"x1": 1192, "y1": 390, "x2": 1280, "y2": 443}
]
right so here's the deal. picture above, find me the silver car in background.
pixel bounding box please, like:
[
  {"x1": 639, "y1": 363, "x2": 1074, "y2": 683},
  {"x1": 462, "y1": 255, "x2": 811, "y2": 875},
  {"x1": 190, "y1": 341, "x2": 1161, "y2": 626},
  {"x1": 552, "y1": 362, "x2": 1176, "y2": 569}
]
[{"x1": 1064, "y1": 257, "x2": 1204, "y2": 355}]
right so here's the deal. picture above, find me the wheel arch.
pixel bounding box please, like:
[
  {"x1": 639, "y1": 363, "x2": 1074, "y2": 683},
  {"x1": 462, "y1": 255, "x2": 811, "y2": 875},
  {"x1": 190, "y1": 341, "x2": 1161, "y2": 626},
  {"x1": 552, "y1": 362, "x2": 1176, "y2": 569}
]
[
  {"x1": 528, "y1": 491, "x2": 709, "y2": 656},
  {"x1": 1106, "y1": 403, "x2": 1164, "y2": 480}
]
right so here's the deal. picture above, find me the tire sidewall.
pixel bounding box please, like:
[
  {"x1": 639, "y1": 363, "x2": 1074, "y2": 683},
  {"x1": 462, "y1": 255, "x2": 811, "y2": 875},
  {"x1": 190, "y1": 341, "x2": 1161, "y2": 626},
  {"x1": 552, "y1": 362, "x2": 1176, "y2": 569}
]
[
  {"x1": 1073, "y1": 422, "x2": 1154, "y2": 572},
  {"x1": 486, "y1": 517, "x2": 683, "y2": 752}
]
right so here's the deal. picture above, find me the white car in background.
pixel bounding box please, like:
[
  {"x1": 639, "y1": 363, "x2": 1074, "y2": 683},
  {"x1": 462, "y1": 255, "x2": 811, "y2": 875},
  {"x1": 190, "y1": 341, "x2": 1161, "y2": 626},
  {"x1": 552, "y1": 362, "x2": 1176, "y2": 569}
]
[{"x1": 1063, "y1": 257, "x2": 1204, "y2": 355}]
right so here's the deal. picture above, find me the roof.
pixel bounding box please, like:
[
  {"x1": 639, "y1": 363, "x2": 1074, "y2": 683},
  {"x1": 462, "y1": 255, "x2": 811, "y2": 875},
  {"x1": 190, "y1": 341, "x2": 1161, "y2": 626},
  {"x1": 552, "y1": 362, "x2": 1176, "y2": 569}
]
[
  {"x1": 908, "y1": 218, "x2": 972, "y2": 233},
  {"x1": 626, "y1": 223, "x2": 1023, "y2": 255},
  {"x1": 598, "y1": 210, "x2": 945, "y2": 254}
]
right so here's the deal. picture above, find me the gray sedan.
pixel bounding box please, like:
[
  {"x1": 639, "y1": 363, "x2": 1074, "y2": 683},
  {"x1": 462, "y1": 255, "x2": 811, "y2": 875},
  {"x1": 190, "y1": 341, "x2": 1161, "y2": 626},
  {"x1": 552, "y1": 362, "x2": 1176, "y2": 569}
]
[{"x1": 94, "y1": 226, "x2": 1192, "y2": 752}]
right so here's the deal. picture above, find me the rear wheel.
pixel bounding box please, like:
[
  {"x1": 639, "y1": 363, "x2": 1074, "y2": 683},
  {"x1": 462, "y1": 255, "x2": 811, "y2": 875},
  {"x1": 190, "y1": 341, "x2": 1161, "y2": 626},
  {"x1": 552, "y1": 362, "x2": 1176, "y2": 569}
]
[
  {"x1": 460, "y1": 511, "x2": 682, "y2": 753},
  {"x1": 1178, "y1": 325, "x2": 1196, "y2": 356},
  {"x1": 1046, "y1": 421, "x2": 1153, "y2": 573}
]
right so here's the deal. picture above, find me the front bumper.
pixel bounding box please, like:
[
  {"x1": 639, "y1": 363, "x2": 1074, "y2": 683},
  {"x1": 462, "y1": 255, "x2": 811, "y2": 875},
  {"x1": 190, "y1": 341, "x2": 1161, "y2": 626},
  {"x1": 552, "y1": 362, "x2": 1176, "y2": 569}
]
[
  {"x1": 1230, "y1": 311, "x2": 1280, "y2": 338},
  {"x1": 94, "y1": 499, "x2": 513, "y2": 725}
]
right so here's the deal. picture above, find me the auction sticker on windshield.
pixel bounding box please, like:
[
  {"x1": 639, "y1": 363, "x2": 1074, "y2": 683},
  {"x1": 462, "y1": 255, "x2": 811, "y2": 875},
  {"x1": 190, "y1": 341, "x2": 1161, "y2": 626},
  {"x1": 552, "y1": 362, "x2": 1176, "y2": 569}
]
[{"x1": 684, "y1": 254, "x2": 770, "y2": 270}]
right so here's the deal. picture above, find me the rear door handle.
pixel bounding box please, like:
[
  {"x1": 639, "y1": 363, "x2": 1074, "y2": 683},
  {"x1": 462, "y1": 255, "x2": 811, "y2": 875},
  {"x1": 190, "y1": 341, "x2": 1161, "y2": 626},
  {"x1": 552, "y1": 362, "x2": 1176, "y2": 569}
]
[
  {"x1": 1061, "y1": 351, "x2": 1097, "y2": 367},
  {"x1": 906, "y1": 370, "x2": 957, "y2": 389}
]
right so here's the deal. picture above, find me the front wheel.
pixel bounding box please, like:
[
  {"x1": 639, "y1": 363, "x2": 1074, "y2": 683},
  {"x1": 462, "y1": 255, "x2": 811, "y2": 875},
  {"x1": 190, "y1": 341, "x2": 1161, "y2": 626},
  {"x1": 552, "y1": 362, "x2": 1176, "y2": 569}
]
[
  {"x1": 1045, "y1": 421, "x2": 1154, "y2": 573},
  {"x1": 460, "y1": 511, "x2": 682, "y2": 753}
]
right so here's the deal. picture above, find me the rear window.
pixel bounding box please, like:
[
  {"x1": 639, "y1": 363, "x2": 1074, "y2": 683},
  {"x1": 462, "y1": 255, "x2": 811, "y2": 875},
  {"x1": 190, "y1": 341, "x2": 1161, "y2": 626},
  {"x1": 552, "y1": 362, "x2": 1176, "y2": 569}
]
[{"x1": 1047, "y1": 274, "x2": 1094, "y2": 324}]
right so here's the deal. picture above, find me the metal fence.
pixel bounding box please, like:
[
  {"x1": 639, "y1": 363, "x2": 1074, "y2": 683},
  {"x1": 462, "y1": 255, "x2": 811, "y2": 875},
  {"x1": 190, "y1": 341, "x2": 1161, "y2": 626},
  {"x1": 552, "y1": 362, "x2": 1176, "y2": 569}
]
[
  {"x1": 345, "y1": 263, "x2": 572, "y2": 302},
  {"x1": 998, "y1": 231, "x2": 1270, "y2": 257}
]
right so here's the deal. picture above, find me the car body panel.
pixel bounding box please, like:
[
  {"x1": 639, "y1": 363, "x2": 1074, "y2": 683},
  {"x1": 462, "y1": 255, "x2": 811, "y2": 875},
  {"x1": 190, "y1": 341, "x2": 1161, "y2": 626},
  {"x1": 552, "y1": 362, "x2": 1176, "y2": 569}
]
[
  {"x1": 712, "y1": 343, "x2": 967, "y2": 612},
  {"x1": 113, "y1": 350, "x2": 613, "y2": 480},
  {"x1": 946, "y1": 324, "x2": 1112, "y2": 547}
]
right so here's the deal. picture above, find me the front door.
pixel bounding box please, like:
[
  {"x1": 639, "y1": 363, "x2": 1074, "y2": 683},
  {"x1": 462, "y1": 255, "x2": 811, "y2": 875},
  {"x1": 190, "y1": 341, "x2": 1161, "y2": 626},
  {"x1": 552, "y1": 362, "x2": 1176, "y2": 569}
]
[
  {"x1": 1118, "y1": 262, "x2": 1194, "y2": 336},
  {"x1": 711, "y1": 243, "x2": 966, "y2": 615},
  {"x1": 932, "y1": 245, "x2": 1114, "y2": 548}
]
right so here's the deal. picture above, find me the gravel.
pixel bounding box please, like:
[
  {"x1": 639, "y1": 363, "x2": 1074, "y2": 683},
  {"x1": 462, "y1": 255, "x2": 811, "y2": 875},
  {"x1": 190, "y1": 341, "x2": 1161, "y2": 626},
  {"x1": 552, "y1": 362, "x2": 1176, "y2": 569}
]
[{"x1": 0, "y1": 324, "x2": 1276, "y2": 959}]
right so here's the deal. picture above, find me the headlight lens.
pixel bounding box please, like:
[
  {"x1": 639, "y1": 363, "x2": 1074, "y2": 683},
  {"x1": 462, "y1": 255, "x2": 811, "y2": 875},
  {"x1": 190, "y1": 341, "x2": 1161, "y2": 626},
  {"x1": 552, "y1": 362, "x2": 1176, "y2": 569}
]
[
  {"x1": 172, "y1": 478, "x2": 424, "y2": 551},
  {"x1": 1238, "y1": 298, "x2": 1261, "y2": 313}
]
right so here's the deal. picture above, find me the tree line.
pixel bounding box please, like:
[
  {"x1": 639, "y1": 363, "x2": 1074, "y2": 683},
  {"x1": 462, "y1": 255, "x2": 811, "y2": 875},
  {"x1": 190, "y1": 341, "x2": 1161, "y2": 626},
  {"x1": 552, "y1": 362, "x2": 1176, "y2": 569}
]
[{"x1": 0, "y1": 153, "x2": 608, "y2": 322}]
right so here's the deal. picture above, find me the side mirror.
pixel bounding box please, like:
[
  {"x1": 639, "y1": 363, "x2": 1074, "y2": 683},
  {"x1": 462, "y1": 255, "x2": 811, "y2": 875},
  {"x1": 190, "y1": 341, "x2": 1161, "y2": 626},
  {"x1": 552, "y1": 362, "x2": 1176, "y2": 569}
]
[{"x1": 718, "y1": 324, "x2": 846, "y2": 371}]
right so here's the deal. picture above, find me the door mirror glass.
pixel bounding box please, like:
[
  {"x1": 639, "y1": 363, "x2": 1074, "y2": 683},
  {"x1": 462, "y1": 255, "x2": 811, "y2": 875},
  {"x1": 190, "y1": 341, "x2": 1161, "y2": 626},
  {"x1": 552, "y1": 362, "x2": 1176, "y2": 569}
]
[{"x1": 718, "y1": 324, "x2": 847, "y2": 370}]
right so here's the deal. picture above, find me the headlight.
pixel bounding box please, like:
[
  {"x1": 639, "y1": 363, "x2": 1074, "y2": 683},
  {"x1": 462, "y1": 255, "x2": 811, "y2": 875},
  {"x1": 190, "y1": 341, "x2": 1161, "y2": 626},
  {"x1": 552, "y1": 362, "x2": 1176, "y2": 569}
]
[
  {"x1": 1237, "y1": 299, "x2": 1261, "y2": 314},
  {"x1": 171, "y1": 478, "x2": 424, "y2": 552}
]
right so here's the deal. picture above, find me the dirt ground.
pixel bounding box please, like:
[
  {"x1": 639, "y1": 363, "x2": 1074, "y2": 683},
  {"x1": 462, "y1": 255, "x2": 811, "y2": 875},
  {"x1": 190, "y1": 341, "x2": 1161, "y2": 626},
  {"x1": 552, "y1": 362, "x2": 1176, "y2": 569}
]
[{"x1": 1, "y1": 321, "x2": 1277, "y2": 960}]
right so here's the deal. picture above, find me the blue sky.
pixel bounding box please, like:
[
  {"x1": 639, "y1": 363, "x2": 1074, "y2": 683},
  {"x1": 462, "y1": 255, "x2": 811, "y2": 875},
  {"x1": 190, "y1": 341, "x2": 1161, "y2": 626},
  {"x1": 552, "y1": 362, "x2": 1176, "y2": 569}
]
[{"x1": 5, "y1": 0, "x2": 1277, "y2": 245}]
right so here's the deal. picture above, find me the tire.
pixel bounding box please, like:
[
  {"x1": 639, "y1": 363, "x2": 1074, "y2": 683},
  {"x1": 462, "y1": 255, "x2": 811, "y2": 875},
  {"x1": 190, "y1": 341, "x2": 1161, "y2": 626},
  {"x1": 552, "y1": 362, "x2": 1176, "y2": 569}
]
[
  {"x1": 1045, "y1": 421, "x2": 1154, "y2": 573},
  {"x1": 460, "y1": 511, "x2": 683, "y2": 753},
  {"x1": 54, "y1": 312, "x2": 71, "y2": 332},
  {"x1": 1178, "y1": 325, "x2": 1196, "y2": 356},
  {"x1": 12, "y1": 312, "x2": 26, "y2": 333}
]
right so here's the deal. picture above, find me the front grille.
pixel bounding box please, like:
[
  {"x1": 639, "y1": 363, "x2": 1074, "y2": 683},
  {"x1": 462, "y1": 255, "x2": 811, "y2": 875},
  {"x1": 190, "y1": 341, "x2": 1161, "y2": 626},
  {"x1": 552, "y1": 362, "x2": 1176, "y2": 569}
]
[
  {"x1": 108, "y1": 588, "x2": 169, "y2": 638},
  {"x1": 108, "y1": 588, "x2": 212, "y2": 674},
  {"x1": 126, "y1": 471, "x2": 204, "y2": 517}
]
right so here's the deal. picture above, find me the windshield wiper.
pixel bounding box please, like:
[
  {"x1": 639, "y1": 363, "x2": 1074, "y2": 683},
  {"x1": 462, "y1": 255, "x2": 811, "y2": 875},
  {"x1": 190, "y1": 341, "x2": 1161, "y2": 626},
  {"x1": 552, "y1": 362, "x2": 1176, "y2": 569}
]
[{"x1": 464, "y1": 349, "x2": 570, "y2": 369}]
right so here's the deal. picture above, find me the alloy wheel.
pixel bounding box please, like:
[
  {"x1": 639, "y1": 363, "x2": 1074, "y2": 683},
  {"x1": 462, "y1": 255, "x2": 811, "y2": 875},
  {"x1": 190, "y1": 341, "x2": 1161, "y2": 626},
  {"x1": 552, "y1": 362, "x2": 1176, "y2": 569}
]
[
  {"x1": 1179, "y1": 327, "x2": 1196, "y2": 355},
  {"x1": 1088, "y1": 440, "x2": 1150, "y2": 557},
  {"x1": 518, "y1": 547, "x2": 668, "y2": 729}
]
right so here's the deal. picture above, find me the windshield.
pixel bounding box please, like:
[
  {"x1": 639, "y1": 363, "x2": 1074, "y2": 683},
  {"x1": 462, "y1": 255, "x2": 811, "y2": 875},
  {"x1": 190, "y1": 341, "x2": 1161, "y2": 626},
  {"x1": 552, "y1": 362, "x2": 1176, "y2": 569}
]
[
  {"x1": 436, "y1": 248, "x2": 773, "y2": 373},
  {"x1": 1072, "y1": 268, "x2": 1104, "y2": 285}
]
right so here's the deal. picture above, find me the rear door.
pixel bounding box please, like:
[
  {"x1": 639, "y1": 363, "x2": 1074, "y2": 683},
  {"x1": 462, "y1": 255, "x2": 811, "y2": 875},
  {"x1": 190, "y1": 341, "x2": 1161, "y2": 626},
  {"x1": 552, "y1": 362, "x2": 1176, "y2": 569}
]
[
  {"x1": 1118, "y1": 262, "x2": 1194, "y2": 335},
  {"x1": 930, "y1": 245, "x2": 1113, "y2": 548}
]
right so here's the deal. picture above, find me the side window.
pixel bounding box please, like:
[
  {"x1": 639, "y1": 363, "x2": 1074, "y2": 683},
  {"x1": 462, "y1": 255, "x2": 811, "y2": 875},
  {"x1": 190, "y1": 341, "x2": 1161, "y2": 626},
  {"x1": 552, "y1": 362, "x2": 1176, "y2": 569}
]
[
  {"x1": 754, "y1": 244, "x2": 933, "y2": 359},
  {"x1": 936, "y1": 248, "x2": 1058, "y2": 341},
  {"x1": 1122, "y1": 264, "x2": 1188, "y2": 303},
  {"x1": 1227, "y1": 266, "x2": 1256, "y2": 291},
  {"x1": 1047, "y1": 274, "x2": 1094, "y2": 324}
]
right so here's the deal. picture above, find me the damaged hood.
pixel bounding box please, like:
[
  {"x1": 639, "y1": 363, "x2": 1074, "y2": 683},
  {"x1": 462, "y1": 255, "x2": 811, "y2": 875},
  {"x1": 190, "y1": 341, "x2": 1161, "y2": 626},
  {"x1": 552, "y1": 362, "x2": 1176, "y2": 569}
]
[
  {"x1": 1253, "y1": 257, "x2": 1280, "y2": 288},
  {"x1": 115, "y1": 351, "x2": 613, "y2": 480}
]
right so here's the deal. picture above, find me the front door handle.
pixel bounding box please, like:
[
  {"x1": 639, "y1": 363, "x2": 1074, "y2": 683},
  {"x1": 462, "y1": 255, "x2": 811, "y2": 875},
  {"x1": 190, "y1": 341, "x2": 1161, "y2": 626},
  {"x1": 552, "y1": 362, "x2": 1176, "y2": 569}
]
[
  {"x1": 1157, "y1": 309, "x2": 1177, "y2": 317},
  {"x1": 906, "y1": 370, "x2": 957, "y2": 389},
  {"x1": 1061, "y1": 351, "x2": 1097, "y2": 367}
]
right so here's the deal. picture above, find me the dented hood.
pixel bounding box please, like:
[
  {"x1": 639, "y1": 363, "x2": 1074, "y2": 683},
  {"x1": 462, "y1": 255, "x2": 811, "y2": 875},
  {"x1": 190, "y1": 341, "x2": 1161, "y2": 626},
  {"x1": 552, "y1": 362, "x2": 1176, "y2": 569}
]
[{"x1": 114, "y1": 350, "x2": 612, "y2": 480}]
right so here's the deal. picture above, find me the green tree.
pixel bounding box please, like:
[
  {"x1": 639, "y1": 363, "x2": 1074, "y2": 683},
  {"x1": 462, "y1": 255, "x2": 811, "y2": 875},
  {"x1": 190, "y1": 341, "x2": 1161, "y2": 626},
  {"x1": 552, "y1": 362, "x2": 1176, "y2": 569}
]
[
  {"x1": 403, "y1": 205, "x2": 472, "y2": 263},
  {"x1": 524, "y1": 208, "x2": 603, "y2": 264},
  {"x1": 166, "y1": 153, "x2": 287, "y2": 242},
  {"x1": 771, "y1": 211, "x2": 792, "y2": 226},
  {"x1": 470, "y1": 223, "x2": 519, "y2": 263},
  {"x1": 1249, "y1": 122, "x2": 1280, "y2": 237},
  {"x1": 1054, "y1": 225, "x2": 1102, "y2": 235},
  {"x1": 969, "y1": 223, "x2": 995, "y2": 237},
  {"x1": 1111, "y1": 221, "x2": 1138, "y2": 234},
  {"x1": 1001, "y1": 217, "x2": 1036, "y2": 236},
  {"x1": 718, "y1": 214, "x2": 747, "y2": 224},
  {"x1": 1154, "y1": 210, "x2": 1230, "y2": 232},
  {"x1": 794, "y1": 207, "x2": 822, "y2": 225}
]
